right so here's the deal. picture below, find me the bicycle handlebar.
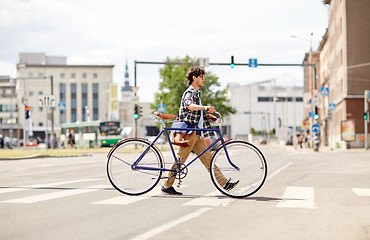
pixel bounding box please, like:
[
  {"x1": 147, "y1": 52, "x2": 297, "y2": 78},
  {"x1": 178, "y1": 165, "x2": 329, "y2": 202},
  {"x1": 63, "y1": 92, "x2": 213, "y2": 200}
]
[{"x1": 150, "y1": 111, "x2": 222, "y2": 124}]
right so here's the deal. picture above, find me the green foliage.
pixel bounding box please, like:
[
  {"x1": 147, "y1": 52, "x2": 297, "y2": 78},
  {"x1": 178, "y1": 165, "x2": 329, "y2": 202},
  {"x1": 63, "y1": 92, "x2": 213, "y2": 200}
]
[{"x1": 152, "y1": 56, "x2": 236, "y2": 118}]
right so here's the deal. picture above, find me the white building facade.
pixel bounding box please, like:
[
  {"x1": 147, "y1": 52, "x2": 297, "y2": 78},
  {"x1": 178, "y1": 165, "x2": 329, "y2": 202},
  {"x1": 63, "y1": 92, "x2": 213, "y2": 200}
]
[
  {"x1": 16, "y1": 53, "x2": 114, "y2": 137},
  {"x1": 228, "y1": 83, "x2": 304, "y2": 142}
]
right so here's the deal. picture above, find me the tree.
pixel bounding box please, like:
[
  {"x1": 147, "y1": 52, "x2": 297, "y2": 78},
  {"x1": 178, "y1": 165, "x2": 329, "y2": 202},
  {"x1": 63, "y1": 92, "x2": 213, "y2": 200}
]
[{"x1": 152, "y1": 56, "x2": 236, "y2": 119}]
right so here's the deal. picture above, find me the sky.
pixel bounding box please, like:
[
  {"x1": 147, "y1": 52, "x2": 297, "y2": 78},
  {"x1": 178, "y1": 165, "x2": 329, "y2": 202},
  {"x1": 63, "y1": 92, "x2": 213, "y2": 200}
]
[{"x1": 0, "y1": 0, "x2": 329, "y2": 103}]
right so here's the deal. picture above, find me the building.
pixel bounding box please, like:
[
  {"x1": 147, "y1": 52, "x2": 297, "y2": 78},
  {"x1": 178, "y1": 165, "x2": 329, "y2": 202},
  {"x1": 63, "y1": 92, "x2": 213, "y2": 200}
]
[
  {"x1": 315, "y1": 0, "x2": 370, "y2": 149},
  {"x1": 0, "y1": 76, "x2": 19, "y2": 140},
  {"x1": 228, "y1": 82, "x2": 304, "y2": 143},
  {"x1": 16, "y1": 53, "x2": 114, "y2": 140}
]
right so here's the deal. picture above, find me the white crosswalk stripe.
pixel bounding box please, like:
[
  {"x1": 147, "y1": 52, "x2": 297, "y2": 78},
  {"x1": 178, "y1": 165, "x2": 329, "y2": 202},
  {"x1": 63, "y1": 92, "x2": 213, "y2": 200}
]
[
  {"x1": 352, "y1": 188, "x2": 370, "y2": 197},
  {"x1": 276, "y1": 186, "x2": 316, "y2": 209},
  {"x1": 0, "y1": 179, "x2": 100, "y2": 194},
  {"x1": 1, "y1": 185, "x2": 104, "y2": 203}
]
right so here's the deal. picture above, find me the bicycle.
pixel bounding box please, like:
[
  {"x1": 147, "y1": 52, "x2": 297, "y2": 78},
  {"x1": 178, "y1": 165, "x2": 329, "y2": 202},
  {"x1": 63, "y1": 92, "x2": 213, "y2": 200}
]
[{"x1": 107, "y1": 112, "x2": 267, "y2": 198}]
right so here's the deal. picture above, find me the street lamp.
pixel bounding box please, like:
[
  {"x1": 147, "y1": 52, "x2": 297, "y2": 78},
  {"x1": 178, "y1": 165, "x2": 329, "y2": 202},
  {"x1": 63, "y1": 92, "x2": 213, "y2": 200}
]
[{"x1": 291, "y1": 33, "x2": 313, "y2": 51}]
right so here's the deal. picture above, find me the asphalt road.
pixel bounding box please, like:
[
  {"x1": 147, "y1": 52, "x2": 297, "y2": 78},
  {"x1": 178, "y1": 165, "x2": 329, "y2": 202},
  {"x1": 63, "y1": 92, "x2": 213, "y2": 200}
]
[{"x1": 0, "y1": 145, "x2": 369, "y2": 240}]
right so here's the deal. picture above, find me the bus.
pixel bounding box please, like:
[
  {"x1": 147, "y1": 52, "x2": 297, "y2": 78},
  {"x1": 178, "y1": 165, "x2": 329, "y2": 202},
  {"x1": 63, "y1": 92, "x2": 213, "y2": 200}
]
[{"x1": 60, "y1": 121, "x2": 123, "y2": 148}]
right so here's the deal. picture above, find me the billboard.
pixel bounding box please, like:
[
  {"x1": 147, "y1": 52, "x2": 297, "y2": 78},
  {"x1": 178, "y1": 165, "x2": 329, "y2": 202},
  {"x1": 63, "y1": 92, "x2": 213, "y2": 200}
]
[{"x1": 341, "y1": 119, "x2": 355, "y2": 142}]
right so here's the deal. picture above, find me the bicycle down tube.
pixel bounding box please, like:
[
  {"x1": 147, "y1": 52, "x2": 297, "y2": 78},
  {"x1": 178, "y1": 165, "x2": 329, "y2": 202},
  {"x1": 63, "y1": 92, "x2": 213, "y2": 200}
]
[{"x1": 132, "y1": 126, "x2": 240, "y2": 173}]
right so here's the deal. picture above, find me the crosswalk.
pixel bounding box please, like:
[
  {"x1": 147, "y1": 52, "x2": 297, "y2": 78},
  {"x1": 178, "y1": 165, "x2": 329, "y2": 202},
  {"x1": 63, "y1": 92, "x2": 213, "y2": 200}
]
[{"x1": 0, "y1": 179, "x2": 369, "y2": 208}]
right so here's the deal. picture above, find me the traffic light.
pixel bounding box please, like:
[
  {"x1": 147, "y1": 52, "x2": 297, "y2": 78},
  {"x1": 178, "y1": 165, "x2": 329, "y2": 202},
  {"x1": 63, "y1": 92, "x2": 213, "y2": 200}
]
[
  {"x1": 231, "y1": 56, "x2": 235, "y2": 69},
  {"x1": 314, "y1": 106, "x2": 319, "y2": 120},
  {"x1": 364, "y1": 112, "x2": 369, "y2": 121},
  {"x1": 134, "y1": 104, "x2": 139, "y2": 120},
  {"x1": 25, "y1": 106, "x2": 30, "y2": 119},
  {"x1": 138, "y1": 105, "x2": 143, "y2": 119}
]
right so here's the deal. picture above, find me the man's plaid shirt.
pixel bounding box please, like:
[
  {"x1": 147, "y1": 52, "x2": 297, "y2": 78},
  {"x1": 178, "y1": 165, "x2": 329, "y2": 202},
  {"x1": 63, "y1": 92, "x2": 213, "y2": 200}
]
[{"x1": 177, "y1": 86, "x2": 214, "y2": 137}]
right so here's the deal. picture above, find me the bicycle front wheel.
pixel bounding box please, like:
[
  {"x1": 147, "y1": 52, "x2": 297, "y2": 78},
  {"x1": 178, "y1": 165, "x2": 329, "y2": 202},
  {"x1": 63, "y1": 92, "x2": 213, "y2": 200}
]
[
  {"x1": 107, "y1": 139, "x2": 163, "y2": 195},
  {"x1": 210, "y1": 140, "x2": 267, "y2": 198}
]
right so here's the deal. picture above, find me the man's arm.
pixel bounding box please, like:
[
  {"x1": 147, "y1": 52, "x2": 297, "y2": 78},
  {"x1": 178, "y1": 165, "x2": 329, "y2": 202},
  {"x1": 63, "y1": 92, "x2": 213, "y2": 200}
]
[{"x1": 187, "y1": 104, "x2": 216, "y2": 113}]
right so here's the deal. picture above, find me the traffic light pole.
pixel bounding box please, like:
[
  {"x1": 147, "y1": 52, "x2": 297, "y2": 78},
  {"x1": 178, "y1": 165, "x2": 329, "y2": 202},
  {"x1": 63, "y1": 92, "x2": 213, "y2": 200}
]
[
  {"x1": 365, "y1": 90, "x2": 369, "y2": 150},
  {"x1": 8, "y1": 76, "x2": 55, "y2": 149},
  {"x1": 134, "y1": 59, "x2": 317, "y2": 150}
]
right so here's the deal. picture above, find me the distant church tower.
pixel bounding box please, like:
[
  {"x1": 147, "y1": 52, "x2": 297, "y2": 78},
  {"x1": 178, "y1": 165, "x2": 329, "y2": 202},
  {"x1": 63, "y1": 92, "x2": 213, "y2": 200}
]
[{"x1": 121, "y1": 61, "x2": 134, "y2": 103}]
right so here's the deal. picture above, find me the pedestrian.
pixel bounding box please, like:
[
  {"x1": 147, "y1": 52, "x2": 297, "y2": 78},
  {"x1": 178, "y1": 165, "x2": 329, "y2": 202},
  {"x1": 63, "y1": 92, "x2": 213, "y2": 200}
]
[
  {"x1": 0, "y1": 134, "x2": 4, "y2": 149},
  {"x1": 161, "y1": 66, "x2": 239, "y2": 195},
  {"x1": 70, "y1": 129, "x2": 75, "y2": 148}
]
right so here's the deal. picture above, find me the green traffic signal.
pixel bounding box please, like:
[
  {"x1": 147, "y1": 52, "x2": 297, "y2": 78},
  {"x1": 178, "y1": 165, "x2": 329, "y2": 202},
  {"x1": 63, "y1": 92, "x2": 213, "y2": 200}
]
[
  {"x1": 134, "y1": 113, "x2": 139, "y2": 120},
  {"x1": 314, "y1": 114, "x2": 319, "y2": 120},
  {"x1": 231, "y1": 56, "x2": 235, "y2": 69},
  {"x1": 364, "y1": 112, "x2": 369, "y2": 120}
]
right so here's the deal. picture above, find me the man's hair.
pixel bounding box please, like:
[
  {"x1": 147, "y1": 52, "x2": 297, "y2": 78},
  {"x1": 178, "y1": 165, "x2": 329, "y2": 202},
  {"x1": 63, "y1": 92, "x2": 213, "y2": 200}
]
[{"x1": 186, "y1": 66, "x2": 206, "y2": 85}]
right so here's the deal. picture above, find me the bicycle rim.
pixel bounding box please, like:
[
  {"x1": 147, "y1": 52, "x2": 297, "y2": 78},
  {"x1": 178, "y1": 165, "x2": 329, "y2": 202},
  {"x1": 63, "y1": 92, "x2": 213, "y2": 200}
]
[
  {"x1": 107, "y1": 139, "x2": 163, "y2": 195},
  {"x1": 210, "y1": 140, "x2": 267, "y2": 198}
]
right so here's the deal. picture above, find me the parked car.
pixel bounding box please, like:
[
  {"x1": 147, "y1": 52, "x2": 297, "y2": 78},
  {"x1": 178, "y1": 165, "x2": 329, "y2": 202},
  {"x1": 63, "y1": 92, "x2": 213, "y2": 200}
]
[{"x1": 25, "y1": 138, "x2": 38, "y2": 147}]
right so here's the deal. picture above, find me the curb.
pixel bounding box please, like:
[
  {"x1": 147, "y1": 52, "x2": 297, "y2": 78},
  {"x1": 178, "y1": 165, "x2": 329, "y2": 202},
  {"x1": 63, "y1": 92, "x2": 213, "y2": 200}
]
[{"x1": 0, "y1": 154, "x2": 92, "y2": 161}]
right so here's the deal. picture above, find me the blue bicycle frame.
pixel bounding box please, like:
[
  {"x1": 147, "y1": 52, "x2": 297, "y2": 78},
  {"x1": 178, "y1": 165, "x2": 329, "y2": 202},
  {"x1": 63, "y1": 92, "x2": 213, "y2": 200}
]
[{"x1": 132, "y1": 126, "x2": 239, "y2": 173}]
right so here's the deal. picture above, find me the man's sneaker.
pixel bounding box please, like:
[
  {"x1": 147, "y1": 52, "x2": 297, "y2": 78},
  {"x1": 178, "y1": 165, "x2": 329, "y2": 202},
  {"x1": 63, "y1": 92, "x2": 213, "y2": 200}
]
[
  {"x1": 224, "y1": 179, "x2": 239, "y2": 191},
  {"x1": 161, "y1": 186, "x2": 183, "y2": 195}
]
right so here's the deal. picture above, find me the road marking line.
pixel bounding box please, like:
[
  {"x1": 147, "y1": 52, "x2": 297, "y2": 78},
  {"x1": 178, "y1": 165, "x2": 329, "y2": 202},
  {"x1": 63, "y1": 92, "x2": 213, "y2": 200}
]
[
  {"x1": 93, "y1": 187, "x2": 162, "y2": 205},
  {"x1": 130, "y1": 207, "x2": 212, "y2": 240},
  {"x1": 352, "y1": 188, "x2": 370, "y2": 196},
  {"x1": 267, "y1": 162, "x2": 292, "y2": 180},
  {"x1": 276, "y1": 186, "x2": 316, "y2": 209},
  {"x1": 183, "y1": 191, "x2": 233, "y2": 207},
  {"x1": 0, "y1": 179, "x2": 100, "y2": 194},
  {"x1": 1, "y1": 185, "x2": 102, "y2": 203}
]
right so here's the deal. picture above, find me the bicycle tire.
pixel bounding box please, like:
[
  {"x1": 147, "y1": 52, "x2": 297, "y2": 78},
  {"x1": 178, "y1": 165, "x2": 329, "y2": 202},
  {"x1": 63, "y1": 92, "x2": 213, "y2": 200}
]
[
  {"x1": 210, "y1": 140, "x2": 267, "y2": 198},
  {"x1": 107, "y1": 139, "x2": 163, "y2": 195}
]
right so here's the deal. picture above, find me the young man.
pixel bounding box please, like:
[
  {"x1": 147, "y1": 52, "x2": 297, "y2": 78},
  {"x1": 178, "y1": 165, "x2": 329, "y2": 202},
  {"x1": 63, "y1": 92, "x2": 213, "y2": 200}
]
[{"x1": 161, "y1": 66, "x2": 239, "y2": 195}]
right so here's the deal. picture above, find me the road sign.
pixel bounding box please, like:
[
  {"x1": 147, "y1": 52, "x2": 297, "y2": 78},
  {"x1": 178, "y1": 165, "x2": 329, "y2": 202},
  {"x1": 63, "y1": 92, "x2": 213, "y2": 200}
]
[
  {"x1": 58, "y1": 102, "x2": 66, "y2": 111},
  {"x1": 38, "y1": 95, "x2": 55, "y2": 107},
  {"x1": 158, "y1": 103, "x2": 166, "y2": 113},
  {"x1": 312, "y1": 124, "x2": 320, "y2": 133},
  {"x1": 321, "y1": 87, "x2": 329, "y2": 96},
  {"x1": 249, "y1": 59, "x2": 258, "y2": 68},
  {"x1": 328, "y1": 103, "x2": 336, "y2": 111}
]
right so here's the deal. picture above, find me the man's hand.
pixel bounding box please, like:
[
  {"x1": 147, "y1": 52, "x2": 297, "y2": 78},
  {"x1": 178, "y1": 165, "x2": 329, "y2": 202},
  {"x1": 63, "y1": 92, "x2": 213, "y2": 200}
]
[
  {"x1": 206, "y1": 114, "x2": 217, "y2": 122},
  {"x1": 206, "y1": 106, "x2": 216, "y2": 113}
]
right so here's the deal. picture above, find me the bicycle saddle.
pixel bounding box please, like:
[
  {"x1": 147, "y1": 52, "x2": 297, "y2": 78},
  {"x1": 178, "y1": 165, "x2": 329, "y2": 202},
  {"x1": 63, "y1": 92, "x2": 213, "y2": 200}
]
[{"x1": 155, "y1": 112, "x2": 177, "y2": 120}]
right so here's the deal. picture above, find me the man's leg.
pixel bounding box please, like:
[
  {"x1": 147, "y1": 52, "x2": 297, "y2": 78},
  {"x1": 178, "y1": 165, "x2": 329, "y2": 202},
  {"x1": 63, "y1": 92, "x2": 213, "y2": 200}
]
[
  {"x1": 163, "y1": 136, "x2": 198, "y2": 188},
  {"x1": 192, "y1": 138, "x2": 229, "y2": 187}
]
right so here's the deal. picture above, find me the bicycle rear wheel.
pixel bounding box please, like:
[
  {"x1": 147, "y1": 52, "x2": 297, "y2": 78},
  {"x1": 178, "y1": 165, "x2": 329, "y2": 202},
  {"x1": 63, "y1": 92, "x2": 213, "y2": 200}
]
[
  {"x1": 210, "y1": 140, "x2": 267, "y2": 198},
  {"x1": 107, "y1": 139, "x2": 163, "y2": 195}
]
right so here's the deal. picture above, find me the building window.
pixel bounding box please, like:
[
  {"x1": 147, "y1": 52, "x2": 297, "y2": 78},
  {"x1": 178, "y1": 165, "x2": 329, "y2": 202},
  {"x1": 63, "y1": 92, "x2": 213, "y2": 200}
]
[
  {"x1": 39, "y1": 91, "x2": 43, "y2": 95},
  {"x1": 71, "y1": 73, "x2": 76, "y2": 78},
  {"x1": 93, "y1": 83, "x2": 99, "y2": 120},
  {"x1": 257, "y1": 97, "x2": 273, "y2": 102},
  {"x1": 39, "y1": 122, "x2": 43, "y2": 126},
  {"x1": 39, "y1": 107, "x2": 43, "y2": 112},
  {"x1": 82, "y1": 83, "x2": 88, "y2": 121},
  {"x1": 71, "y1": 83, "x2": 77, "y2": 122},
  {"x1": 38, "y1": 73, "x2": 43, "y2": 78},
  {"x1": 295, "y1": 97, "x2": 303, "y2": 102},
  {"x1": 82, "y1": 73, "x2": 87, "y2": 78},
  {"x1": 93, "y1": 73, "x2": 98, "y2": 78},
  {"x1": 29, "y1": 91, "x2": 33, "y2": 96},
  {"x1": 59, "y1": 83, "x2": 66, "y2": 124},
  {"x1": 60, "y1": 73, "x2": 65, "y2": 78}
]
